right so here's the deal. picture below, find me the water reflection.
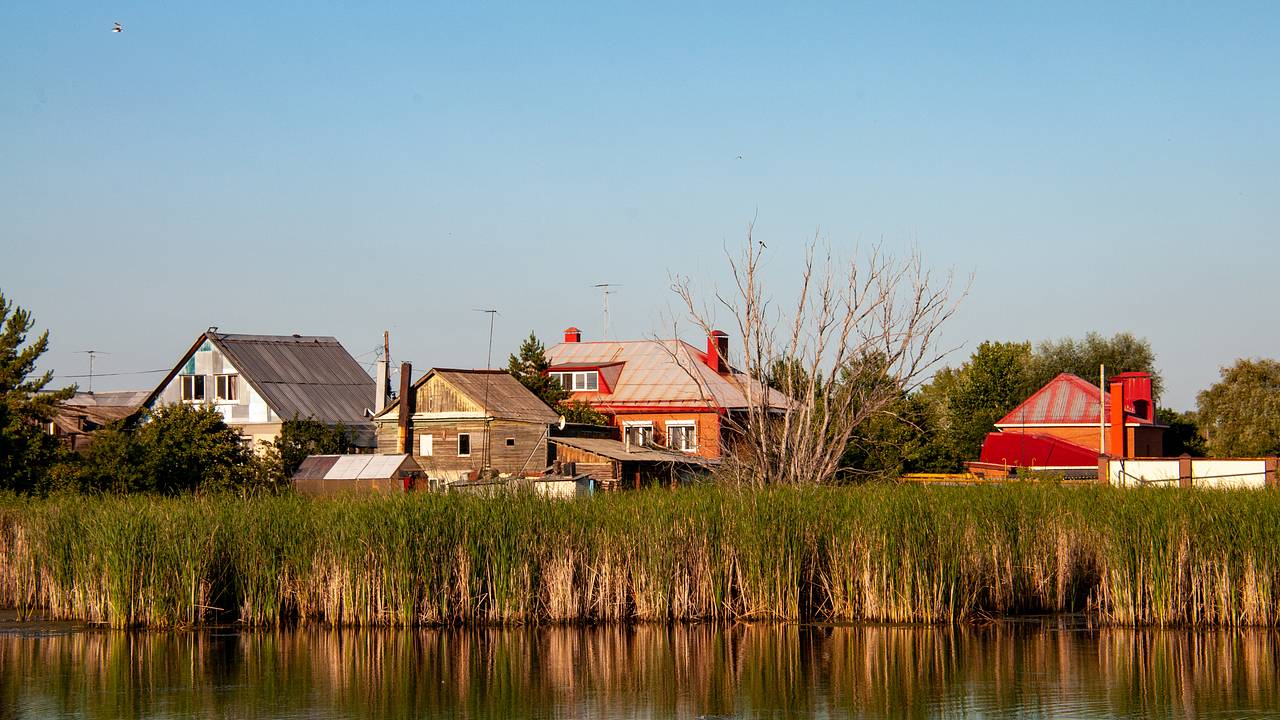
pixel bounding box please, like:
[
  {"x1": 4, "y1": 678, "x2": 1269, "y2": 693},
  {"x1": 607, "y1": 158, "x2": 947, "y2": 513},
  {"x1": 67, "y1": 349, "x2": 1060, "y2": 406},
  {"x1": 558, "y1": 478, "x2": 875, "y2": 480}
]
[{"x1": 0, "y1": 619, "x2": 1277, "y2": 719}]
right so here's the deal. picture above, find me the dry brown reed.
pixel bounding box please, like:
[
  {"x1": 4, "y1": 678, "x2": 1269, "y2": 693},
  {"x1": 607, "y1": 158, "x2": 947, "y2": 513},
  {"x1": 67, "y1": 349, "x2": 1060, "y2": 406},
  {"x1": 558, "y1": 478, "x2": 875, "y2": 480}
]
[{"x1": 0, "y1": 484, "x2": 1277, "y2": 628}]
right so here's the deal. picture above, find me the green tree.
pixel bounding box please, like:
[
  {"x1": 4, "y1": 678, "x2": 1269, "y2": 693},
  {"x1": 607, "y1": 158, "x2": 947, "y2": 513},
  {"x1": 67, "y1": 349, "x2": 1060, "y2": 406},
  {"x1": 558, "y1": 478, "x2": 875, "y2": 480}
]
[
  {"x1": 1197, "y1": 358, "x2": 1280, "y2": 457},
  {"x1": 70, "y1": 405, "x2": 254, "y2": 494},
  {"x1": 1156, "y1": 407, "x2": 1206, "y2": 457},
  {"x1": 506, "y1": 332, "x2": 609, "y2": 426},
  {"x1": 274, "y1": 418, "x2": 353, "y2": 476},
  {"x1": 0, "y1": 291, "x2": 75, "y2": 493},
  {"x1": 507, "y1": 332, "x2": 568, "y2": 408},
  {"x1": 913, "y1": 341, "x2": 1035, "y2": 471},
  {"x1": 1031, "y1": 332, "x2": 1162, "y2": 399}
]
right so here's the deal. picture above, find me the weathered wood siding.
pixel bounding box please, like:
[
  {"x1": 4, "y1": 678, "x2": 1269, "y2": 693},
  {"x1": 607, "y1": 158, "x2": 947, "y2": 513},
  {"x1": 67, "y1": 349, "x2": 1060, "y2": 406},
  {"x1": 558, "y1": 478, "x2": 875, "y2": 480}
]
[
  {"x1": 416, "y1": 375, "x2": 482, "y2": 414},
  {"x1": 552, "y1": 444, "x2": 619, "y2": 480},
  {"x1": 409, "y1": 419, "x2": 549, "y2": 477}
]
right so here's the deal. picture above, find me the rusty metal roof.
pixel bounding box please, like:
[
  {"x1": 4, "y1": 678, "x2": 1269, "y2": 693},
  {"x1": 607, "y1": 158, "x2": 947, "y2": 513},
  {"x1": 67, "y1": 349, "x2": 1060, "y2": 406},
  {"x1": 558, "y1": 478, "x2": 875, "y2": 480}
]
[{"x1": 546, "y1": 339, "x2": 789, "y2": 410}]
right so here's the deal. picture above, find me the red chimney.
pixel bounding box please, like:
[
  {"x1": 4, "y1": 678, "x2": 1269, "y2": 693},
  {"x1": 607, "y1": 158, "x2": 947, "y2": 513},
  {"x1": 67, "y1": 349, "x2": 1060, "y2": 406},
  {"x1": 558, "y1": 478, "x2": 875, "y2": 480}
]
[
  {"x1": 1111, "y1": 371, "x2": 1154, "y2": 423},
  {"x1": 706, "y1": 331, "x2": 729, "y2": 374},
  {"x1": 563, "y1": 327, "x2": 581, "y2": 343},
  {"x1": 1108, "y1": 380, "x2": 1127, "y2": 458}
]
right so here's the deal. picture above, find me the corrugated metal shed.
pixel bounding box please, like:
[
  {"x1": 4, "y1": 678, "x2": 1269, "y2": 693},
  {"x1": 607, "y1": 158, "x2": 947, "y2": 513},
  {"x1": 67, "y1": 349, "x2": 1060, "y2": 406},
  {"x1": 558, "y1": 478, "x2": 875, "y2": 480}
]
[
  {"x1": 546, "y1": 339, "x2": 790, "y2": 410},
  {"x1": 293, "y1": 454, "x2": 420, "y2": 481}
]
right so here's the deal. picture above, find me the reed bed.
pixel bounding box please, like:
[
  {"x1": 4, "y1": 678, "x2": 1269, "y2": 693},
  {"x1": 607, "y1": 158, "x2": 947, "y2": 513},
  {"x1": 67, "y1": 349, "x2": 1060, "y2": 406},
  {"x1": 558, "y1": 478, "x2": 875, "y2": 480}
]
[{"x1": 1, "y1": 484, "x2": 1278, "y2": 628}]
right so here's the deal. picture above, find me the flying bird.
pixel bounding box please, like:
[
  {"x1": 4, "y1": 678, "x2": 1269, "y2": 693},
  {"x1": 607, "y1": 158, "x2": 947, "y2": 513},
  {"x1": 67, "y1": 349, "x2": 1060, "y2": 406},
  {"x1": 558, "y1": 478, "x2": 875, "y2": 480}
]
[
  {"x1": 112, "y1": 22, "x2": 122, "y2": 32},
  {"x1": 736, "y1": 154, "x2": 743, "y2": 160}
]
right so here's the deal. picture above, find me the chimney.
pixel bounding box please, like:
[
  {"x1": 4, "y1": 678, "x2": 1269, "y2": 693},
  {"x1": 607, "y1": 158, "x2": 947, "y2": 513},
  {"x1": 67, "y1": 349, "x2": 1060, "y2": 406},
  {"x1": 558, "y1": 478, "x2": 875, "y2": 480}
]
[
  {"x1": 1111, "y1": 371, "x2": 1154, "y2": 423},
  {"x1": 397, "y1": 361, "x2": 413, "y2": 454},
  {"x1": 563, "y1": 327, "x2": 582, "y2": 343},
  {"x1": 706, "y1": 330, "x2": 730, "y2": 374},
  {"x1": 1109, "y1": 380, "x2": 1127, "y2": 458},
  {"x1": 375, "y1": 332, "x2": 390, "y2": 414}
]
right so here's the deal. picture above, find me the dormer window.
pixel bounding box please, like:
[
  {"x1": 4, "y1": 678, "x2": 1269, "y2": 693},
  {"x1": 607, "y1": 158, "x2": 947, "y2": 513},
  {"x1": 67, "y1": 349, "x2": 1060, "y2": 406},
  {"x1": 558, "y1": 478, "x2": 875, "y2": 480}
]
[{"x1": 551, "y1": 371, "x2": 598, "y2": 392}]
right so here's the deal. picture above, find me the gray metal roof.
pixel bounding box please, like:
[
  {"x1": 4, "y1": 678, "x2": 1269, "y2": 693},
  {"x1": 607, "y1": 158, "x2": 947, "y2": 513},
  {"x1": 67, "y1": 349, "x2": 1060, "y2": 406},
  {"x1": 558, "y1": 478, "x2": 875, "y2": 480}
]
[{"x1": 211, "y1": 333, "x2": 375, "y2": 429}]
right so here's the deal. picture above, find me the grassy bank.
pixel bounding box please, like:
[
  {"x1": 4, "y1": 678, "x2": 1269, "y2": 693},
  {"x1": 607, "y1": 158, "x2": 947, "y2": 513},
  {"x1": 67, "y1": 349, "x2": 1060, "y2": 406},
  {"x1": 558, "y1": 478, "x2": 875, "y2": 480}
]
[{"x1": 1, "y1": 485, "x2": 1278, "y2": 628}]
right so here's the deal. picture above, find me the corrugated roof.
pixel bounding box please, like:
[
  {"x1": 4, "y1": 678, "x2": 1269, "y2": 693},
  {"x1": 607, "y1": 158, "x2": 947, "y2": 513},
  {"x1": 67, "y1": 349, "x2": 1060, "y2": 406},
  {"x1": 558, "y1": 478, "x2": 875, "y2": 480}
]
[
  {"x1": 996, "y1": 373, "x2": 1157, "y2": 427},
  {"x1": 292, "y1": 454, "x2": 420, "y2": 481},
  {"x1": 546, "y1": 339, "x2": 789, "y2": 410},
  {"x1": 551, "y1": 437, "x2": 717, "y2": 465},
  {"x1": 375, "y1": 369, "x2": 559, "y2": 424},
  {"x1": 213, "y1": 333, "x2": 374, "y2": 424}
]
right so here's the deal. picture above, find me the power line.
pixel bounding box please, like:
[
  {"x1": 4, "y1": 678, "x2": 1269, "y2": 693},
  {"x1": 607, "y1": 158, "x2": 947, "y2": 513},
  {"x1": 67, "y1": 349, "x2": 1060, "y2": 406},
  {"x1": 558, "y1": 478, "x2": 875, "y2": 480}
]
[{"x1": 53, "y1": 368, "x2": 169, "y2": 379}]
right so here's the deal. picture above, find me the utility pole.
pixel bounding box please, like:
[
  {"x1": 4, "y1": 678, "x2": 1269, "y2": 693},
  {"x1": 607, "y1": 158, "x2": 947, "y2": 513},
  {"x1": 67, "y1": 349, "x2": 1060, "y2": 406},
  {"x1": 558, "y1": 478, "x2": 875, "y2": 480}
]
[
  {"x1": 593, "y1": 283, "x2": 621, "y2": 338},
  {"x1": 375, "y1": 331, "x2": 390, "y2": 414}
]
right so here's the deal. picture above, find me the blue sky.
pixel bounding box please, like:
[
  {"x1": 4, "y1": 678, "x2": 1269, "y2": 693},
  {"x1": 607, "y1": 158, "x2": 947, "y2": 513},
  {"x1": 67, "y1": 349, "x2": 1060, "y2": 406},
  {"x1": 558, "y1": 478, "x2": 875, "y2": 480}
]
[{"x1": 3, "y1": 2, "x2": 1276, "y2": 410}]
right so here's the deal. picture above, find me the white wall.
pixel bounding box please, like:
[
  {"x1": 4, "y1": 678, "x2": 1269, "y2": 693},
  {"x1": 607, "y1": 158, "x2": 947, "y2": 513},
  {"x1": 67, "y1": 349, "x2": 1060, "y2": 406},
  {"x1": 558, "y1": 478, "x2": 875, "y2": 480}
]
[{"x1": 1108, "y1": 458, "x2": 1270, "y2": 489}]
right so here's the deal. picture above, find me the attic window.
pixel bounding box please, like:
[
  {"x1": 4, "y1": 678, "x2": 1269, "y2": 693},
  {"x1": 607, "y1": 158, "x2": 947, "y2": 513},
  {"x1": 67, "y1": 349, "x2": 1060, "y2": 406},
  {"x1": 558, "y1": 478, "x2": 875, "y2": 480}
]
[
  {"x1": 215, "y1": 374, "x2": 238, "y2": 402},
  {"x1": 505, "y1": 438, "x2": 515, "y2": 447},
  {"x1": 181, "y1": 375, "x2": 205, "y2": 402},
  {"x1": 551, "y1": 371, "x2": 598, "y2": 392}
]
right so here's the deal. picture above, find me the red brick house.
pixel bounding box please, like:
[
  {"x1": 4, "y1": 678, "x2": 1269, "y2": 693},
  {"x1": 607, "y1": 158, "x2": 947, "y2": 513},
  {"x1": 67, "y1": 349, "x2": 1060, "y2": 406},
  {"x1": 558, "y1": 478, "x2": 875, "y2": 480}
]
[
  {"x1": 973, "y1": 371, "x2": 1166, "y2": 474},
  {"x1": 545, "y1": 327, "x2": 787, "y2": 460}
]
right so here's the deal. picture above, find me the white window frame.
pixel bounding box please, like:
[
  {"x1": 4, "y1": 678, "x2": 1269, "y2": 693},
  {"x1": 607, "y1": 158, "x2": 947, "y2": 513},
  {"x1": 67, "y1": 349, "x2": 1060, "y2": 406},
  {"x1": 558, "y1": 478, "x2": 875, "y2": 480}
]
[
  {"x1": 666, "y1": 421, "x2": 697, "y2": 452},
  {"x1": 551, "y1": 371, "x2": 599, "y2": 392},
  {"x1": 181, "y1": 375, "x2": 205, "y2": 402},
  {"x1": 420, "y1": 434, "x2": 434, "y2": 457},
  {"x1": 214, "y1": 374, "x2": 238, "y2": 402},
  {"x1": 457, "y1": 432, "x2": 471, "y2": 457},
  {"x1": 623, "y1": 421, "x2": 653, "y2": 448}
]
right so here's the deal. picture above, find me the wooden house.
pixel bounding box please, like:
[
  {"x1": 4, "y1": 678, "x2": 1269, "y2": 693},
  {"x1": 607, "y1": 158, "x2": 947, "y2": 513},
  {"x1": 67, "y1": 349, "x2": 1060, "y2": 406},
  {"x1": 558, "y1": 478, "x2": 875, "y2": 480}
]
[
  {"x1": 372, "y1": 368, "x2": 559, "y2": 483},
  {"x1": 142, "y1": 330, "x2": 377, "y2": 450},
  {"x1": 545, "y1": 327, "x2": 789, "y2": 461}
]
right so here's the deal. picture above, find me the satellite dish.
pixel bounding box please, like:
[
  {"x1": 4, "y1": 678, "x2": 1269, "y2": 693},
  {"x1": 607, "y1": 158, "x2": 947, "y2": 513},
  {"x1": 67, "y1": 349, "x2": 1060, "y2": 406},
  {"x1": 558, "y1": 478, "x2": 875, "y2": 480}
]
[{"x1": 557, "y1": 415, "x2": 567, "y2": 430}]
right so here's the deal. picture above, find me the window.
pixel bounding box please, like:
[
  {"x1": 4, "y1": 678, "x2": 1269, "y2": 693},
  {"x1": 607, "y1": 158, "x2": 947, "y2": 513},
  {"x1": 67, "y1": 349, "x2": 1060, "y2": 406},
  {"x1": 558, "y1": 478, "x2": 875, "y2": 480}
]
[
  {"x1": 420, "y1": 434, "x2": 434, "y2": 457},
  {"x1": 550, "y1": 371, "x2": 599, "y2": 392},
  {"x1": 181, "y1": 375, "x2": 205, "y2": 401},
  {"x1": 457, "y1": 433, "x2": 471, "y2": 457},
  {"x1": 623, "y1": 422, "x2": 653, "y2": 448},
  {"x1": 667, "y1": 422, "x2": 697, "y2": 452},
  {"x1": 215, "y1": 374, "x2": 238, "y2": 402},
  {"x1": 505, "y1": 438, "x2": 515, "y2": 447}
]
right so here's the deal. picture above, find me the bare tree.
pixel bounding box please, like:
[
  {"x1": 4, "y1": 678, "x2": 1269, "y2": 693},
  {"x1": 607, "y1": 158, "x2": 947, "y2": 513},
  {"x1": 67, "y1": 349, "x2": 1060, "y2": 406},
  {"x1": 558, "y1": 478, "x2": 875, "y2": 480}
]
[{"x1": 671, "y1": 226, "x2": 965, "y2": 485}]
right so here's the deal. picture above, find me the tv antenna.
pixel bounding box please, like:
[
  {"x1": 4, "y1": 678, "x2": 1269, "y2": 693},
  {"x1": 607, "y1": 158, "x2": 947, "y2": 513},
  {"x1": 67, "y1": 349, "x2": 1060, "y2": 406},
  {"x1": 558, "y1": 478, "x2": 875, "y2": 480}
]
[
  {"x1": 76, "y1": 350, "x2": 110, "y2": 393},
  {"x1": 593, "y1": 283, "x2": 621, "y2": 338},
  {"x1": 474, "y1": 308, "x2": 500, "y2": 472}
]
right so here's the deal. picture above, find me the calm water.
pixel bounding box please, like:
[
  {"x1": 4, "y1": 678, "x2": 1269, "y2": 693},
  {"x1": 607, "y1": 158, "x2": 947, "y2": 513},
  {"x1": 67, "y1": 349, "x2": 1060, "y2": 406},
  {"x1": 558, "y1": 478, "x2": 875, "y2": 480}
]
[{"x1": 1, "y1": 616, "x2": 1277, "y2": 719}]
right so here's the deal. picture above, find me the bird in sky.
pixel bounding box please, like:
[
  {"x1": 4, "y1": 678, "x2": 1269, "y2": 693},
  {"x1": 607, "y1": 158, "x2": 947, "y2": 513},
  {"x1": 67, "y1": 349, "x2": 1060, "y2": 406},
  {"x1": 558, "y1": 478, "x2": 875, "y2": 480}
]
[
  {"x1": 112, "y1": 22, "x2": 122, "y2": 32},
  {"x1": 736, "y1": 154, "x2": 743, "y2": 160}
]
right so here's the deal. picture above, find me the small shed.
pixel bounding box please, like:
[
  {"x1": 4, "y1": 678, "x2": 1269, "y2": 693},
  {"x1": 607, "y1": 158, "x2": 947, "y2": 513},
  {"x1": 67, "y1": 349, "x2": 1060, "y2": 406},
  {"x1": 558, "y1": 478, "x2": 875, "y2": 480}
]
[{"x1": 293, "y1": 454, "x2": 423, "y2": 495}]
